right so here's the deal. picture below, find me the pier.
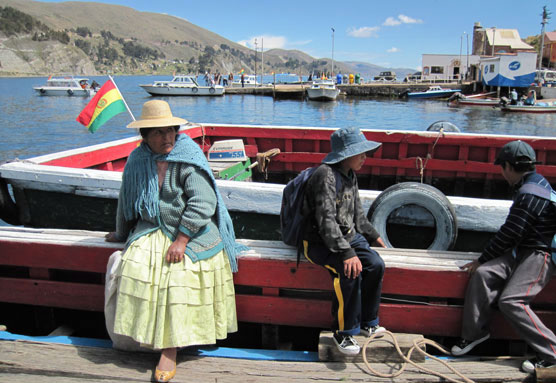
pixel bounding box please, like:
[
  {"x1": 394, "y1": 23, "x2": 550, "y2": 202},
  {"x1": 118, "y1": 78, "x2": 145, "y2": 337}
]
[{"x1": 224, "y1": 82, "x2": 472, "y2": 99}]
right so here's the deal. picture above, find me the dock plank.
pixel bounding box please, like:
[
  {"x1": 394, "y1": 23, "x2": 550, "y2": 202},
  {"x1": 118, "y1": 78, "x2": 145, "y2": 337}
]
[{"x1": 0, "y1": 338, "x2": 532, "y2": 382}]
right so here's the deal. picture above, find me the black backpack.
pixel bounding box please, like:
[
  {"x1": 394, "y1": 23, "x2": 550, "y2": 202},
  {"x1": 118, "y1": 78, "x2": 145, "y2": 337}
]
[{"x1": 280, "y1": 165, "x2": 341, "y2": 264}]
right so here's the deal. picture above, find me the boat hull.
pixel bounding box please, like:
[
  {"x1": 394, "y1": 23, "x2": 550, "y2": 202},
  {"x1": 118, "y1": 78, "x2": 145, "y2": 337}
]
[
  {"x1": 306, "y1": 88, "x2": 340, "y2": 101},
  {"x1": 501, "y1": 105, "x2": 556, "y2": 113},
  {"x1": 457, "y1": 98, "x2": 500, "y2": 106},
  {"x1": 139, "y1": 85, "x2": 224, "y2": 96},
  {"x1": 408, "y1": 90, "x2": 459, "y2": 99},
  {"x1": 33, "y1": 87, "x2": 93, "y2": 97}
]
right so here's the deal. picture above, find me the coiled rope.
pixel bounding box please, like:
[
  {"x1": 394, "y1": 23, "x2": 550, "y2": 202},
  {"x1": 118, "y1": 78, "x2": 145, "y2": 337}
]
[{"x1": 362, "y1": 330, "x2": 474, "y2": 383}]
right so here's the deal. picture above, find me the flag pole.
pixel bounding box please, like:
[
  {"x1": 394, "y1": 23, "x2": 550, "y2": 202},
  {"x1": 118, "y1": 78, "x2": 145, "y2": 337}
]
[{"x1": 108, "y1": 75, "x2": 135, "y2": 121}]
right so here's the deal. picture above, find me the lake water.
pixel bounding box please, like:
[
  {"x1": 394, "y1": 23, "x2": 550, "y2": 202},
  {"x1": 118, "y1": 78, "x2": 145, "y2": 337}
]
[{"x1": 1, "y1": 75, "x2": 555, "y2": 164}]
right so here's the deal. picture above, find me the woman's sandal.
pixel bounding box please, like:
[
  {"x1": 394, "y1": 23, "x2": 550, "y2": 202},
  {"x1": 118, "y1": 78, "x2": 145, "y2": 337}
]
[{"x1": 154, "y1": 362, "x2": 176, "y2": 383}]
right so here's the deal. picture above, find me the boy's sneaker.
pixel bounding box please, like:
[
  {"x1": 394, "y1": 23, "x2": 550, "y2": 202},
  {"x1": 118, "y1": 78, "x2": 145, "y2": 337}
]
[
  {"x1": 522, "y1": 357, "x2": 556, "y2": 374},
  {"x1": 360, "y1": 325, "x2": 386, "y2": 338},
  {"x1": 332, "y1": 332, "x2": 360, "y2": 356},
  {"x1": 451, "y1": 333, "x2": 490, "y2": 356}
]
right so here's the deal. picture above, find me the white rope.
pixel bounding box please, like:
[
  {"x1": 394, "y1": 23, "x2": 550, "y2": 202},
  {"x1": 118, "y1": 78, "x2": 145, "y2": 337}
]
[{"x1": 362, "y1": 331, "x2": 475, "y2": 383}]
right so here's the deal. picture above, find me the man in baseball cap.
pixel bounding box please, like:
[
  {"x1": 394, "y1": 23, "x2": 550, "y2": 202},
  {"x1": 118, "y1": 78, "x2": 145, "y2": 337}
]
[{"x1": 451, "y1": 140, "x2": 556, "y2": 374}]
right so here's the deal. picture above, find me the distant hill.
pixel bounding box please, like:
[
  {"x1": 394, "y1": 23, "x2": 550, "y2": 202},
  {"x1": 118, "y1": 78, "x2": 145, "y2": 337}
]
[{"x1": 0, "y1": 0, "x2": 415, "y2": 77}]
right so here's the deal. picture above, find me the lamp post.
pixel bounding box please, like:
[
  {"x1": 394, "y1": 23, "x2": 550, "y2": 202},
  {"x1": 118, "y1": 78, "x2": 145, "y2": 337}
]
[
  {"x1": 466, "y1": 32, "x2": 469, "y2": 80},
  {"x1": 459, "y1": 34, "x2": 463, "y2": 83},
  {"x1": 491, "y1": 27, "x2": 496, "y2": 56},
  {"x1": 538, "y1": 6, "x2": 551, "y2": 70},
  {"x1": 331, "y1": 27, "x2": 335, "y2": 77},
  {"x1": 254, "y1": 38, "x2": 258, "y2": 86}
]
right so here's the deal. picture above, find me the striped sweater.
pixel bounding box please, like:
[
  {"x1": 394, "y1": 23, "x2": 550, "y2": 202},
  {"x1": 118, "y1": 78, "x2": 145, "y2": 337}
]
[{"x1": 479, "y1": 171, "x2": 556, "y2": 264}]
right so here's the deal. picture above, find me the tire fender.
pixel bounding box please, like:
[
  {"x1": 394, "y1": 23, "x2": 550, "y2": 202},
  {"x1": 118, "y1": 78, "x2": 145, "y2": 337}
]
[
  {"x1": 67, "y1": 89, "x2": 74, "y2": 96},
  {"x1": 192, "y1": 87, "x2": 199, "y2": 93},
  {"x1": 367, "y1": 182, "x2": 458, "y2": 250},
  {"x1": 40, "y1": 88, "x2": 46, "y2": 94},
  {"x1": 209, "y1": 87, "x2": 215, "y2": 94},
  {"x1": 426, "y1": 121, "x2": 460, "y2": 132}
]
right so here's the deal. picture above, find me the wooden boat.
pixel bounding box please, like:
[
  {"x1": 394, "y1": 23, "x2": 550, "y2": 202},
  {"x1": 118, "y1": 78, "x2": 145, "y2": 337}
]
[
  {"x1": 406, "y1": 86, "x2": 461, "y2": 99},
  {"x1": 2, "y1": 123, "x2": 556, "y2": 252},
  {"x1": 139, "y1": 75, "x2": 225, "y2": 96},
  {"x1": 500, "y1": 101, "x2": 556, "y2": 113},
  {"x1": 2, "y1": 226, "x2": 556, "y2": 341},
  {"x1": 448, "y1": 91, "x2": 500, "y2": 107},
  {"x1": 306, "y1": 79, "x2": 340, "y2": 101}
]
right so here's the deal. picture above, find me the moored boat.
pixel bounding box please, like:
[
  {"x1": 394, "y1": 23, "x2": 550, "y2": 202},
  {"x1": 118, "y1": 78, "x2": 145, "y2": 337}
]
[
  {"x1": 33, "y1": 76, "x2": 98, "y2": 97},
  {"x1": 448, "y1": 91, "x2": 500, "y2": 106},
  {"x1": 500, "y1": 101, "x2": 556, "y2": 113},
  {"x1": 2, "y1": 123, "x2": 556, "y2": 253},
  {"x1": 407, "y1": 86, "x2": 461, "y2": 99},
  {"x1": 306, "y1": 78, "x2": 340, "y2": 101},
  {"x1": 139, "y1": 75, "x2": 225, "y2": 96}
]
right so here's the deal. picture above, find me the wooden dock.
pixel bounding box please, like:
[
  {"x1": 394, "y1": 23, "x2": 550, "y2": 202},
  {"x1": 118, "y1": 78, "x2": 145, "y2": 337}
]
[{"x1": 0, "y1": 333, "x2": 534, "y2": 382}]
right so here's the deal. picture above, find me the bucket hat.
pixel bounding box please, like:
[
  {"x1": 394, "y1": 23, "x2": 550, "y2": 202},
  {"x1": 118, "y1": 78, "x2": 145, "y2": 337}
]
[
  {"x1": 126, "y1": 100, "x2": 187, "y2": 129},
  {"x1": 494, "y1": 140, "x2": 540, "y2": 165},
  {"x1": 322, "y1": 126, "x2": 381, "y2": 164}
]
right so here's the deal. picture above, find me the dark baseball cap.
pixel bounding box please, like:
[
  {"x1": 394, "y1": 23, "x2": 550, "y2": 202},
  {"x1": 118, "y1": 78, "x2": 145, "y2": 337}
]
[{"x1": 494, "y1": 140, "x2": 540, "y2": 165}]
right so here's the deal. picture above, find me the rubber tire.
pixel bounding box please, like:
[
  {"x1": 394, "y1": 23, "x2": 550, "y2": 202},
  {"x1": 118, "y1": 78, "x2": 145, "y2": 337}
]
[
  {"x1": 426, "y1": 121, "x2": 460, "y2": 132},
  {"x1": 192, "y1": 87, "x2": 198, "y2": 93},
  {"x1": 67, "y1": 89, "x2": 74, "y2": 96},
  {"x1": 367, "y1": 182, "x2": 458, "y2": 250},
  {"x1": 40, "y1": 88, "x2": 46, "y2": 94},
  {"x1": 209, "y1": 87, "x2": 215, "y2": 94}
]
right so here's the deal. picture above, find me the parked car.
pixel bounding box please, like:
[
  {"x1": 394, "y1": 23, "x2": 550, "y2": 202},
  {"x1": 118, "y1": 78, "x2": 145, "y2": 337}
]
[
  {"x1": 404, "y1": 71, "x2": 422, "y2": 82},
  {"x1": 373, "y1": 71, "x2": 397, "y2": 82}
]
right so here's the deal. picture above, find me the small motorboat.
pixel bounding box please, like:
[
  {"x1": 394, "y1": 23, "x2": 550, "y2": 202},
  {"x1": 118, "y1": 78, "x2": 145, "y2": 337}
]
[
  {"x1": 406, "y1": 86, "x2": 461, "y2": 99},
  {"x1": 500, "y1": 101, "x2": 556, "y2": 113},
  {"x1": 139, "y1": 75, "x2": 224, "y2": 96},
  {"x1": 230, "y1": 75, "x2": 261, "y2": 87},
  {"x1": 33, "y1": 76, "x2": 97, "y2": 97},
  {"x1": 306, "y1": 78, "x2": 340, "y2": 101},
  {"x1": 448, "y1": 91, "x2": 500, "y2": 107}
]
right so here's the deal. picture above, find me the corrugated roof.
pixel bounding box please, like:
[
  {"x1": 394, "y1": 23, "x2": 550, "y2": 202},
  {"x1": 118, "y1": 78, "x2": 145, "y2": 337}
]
[
  {"x1": 486, "y1": 28, "x2": 534, "y2": 50},
  {"x1": 545, "y1": 31, "x2": 556, "y2": 42}
]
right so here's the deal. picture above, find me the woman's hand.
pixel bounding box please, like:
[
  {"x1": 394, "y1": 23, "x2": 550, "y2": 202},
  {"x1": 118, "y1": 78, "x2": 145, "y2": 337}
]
[
  {"x1": 166, "y1": 232, "x2": 189, "y2": 263},
  {"x1": 105, "y1": 232, "x2": 122, "y2": 243}
]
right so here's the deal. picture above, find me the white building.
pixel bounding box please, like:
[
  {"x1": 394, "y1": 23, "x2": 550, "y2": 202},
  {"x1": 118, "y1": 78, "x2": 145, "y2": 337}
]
[{"x1": 421, "y1": 54, "x2": 481, "y2": 82}]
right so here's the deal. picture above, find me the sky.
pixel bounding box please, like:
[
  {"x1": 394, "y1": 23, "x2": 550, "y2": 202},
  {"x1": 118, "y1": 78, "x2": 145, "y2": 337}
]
[{"x1": 39, "y1": 0, "x2": 554, "y2": 70}]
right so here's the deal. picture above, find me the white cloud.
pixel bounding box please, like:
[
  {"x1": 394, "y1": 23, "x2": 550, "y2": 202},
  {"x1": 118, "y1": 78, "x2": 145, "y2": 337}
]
[
  {"x1": 237, "y1": 35, "x2": 287, "y2": 50},
  {"x1": 383, "y1": 14, "x2": 423, "y2": 27},
  {"x1": 387, "y1": 47, "x2": 399, "y2": 53},
  {"x1": 347, "y1": 26, "x2": 380, "y2": 38}
]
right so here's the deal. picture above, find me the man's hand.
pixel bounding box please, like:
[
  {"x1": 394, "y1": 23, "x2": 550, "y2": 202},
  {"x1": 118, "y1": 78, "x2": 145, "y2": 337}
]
[
  {"x1": 373, "y1": 237, "x2": 387, "y2": 248},
  {"x1": 343, "y1": 256, "x2": 362, "y2": 279},
  {"x1": 459, "y1": 259, "x2": 481, "y2": 274}
]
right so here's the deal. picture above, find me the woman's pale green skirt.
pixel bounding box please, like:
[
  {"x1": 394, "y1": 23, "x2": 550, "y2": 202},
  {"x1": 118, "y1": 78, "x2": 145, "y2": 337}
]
[{"x1": 113, "y1": 230, "x2": 237, "y2": 350}]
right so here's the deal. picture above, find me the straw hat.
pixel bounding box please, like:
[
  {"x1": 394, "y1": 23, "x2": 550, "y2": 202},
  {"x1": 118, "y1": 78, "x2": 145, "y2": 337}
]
[
  {"x1": 126, "y1": 100, "x2": 187, "y2": 129},
  {"x1": 322, "y1": 126, "x2": 381, "y2": 164}
]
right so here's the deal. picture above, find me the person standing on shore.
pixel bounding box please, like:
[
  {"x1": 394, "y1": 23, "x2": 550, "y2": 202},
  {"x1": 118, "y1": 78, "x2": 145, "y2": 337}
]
[{"x1": 451, "y1": 140, "x2": 556, "y2": 374}]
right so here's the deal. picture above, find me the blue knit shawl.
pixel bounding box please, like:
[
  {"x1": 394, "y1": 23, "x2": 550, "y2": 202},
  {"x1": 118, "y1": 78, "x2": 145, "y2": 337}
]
[{"x1": 121, "y1": 134, "x2": 247, "y2": 272}]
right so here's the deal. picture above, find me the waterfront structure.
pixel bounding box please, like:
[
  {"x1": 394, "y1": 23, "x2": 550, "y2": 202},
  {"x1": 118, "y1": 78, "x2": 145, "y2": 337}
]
[
  {"x1": 542, "y1": 32, "x2": 556, "y2": 68},
  {"x1": 421, "y1": 54, "x2": 480, "y2": 82},
  {"x1": 480, "y1": 51, "x2": 537, "y2": 88}
]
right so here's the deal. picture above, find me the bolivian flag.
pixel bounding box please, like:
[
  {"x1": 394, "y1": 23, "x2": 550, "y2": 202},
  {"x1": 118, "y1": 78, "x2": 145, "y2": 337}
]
[{"x1": 76, "y1": 79, "x2": 126, "y2": 133}]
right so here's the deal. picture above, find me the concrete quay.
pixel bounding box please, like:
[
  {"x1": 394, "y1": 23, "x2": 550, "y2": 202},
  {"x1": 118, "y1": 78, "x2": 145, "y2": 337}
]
[{"x1": 224, "y1": 82, "x2": 473, "y2": 99}]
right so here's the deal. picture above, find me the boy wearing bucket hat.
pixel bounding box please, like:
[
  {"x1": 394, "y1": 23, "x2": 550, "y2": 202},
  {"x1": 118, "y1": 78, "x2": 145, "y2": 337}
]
[
  {"x1": 302, "y1": 126, "x2": 387, "y2": 355},
  {"x1": 451, "y1": 140, "x2": 556, "y2": 374}
]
